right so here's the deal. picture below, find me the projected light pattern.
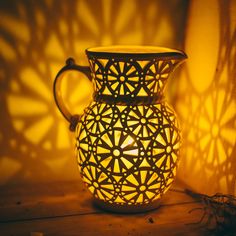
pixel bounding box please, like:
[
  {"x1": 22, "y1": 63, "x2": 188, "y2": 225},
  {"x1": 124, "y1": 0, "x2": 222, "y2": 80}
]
[
  {"x1": 0, "y1": 0, "x2": 187, "y2": 184},
  {"x1": 176, "y1": 0, "x2": 236, "y2": 194}
]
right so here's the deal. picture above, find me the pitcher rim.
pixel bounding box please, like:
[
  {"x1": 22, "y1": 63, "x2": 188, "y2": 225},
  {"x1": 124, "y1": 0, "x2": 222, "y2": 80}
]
[{"x1": 86, "y1": 45, "x2": 187, "y2": 59}]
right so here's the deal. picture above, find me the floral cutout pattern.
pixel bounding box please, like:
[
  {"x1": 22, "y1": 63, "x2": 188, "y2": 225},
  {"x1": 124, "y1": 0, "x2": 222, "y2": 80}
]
[
  {"x1": 89, "y1": 58, "x2": 180, "y2": 98},
  {"x1": 76, "y1": 102, "x2": 180, "y2": 205}
]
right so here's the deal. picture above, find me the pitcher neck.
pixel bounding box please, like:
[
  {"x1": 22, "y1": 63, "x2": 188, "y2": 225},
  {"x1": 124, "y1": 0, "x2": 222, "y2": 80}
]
[{"x1": 89, "y1": 55, "x2": 185, "y2": 105}]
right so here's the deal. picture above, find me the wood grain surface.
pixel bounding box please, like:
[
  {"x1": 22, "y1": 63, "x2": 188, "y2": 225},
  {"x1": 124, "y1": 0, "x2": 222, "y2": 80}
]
[{"x1": 0, "y1": 179, "x2": 208, "y2": 236}]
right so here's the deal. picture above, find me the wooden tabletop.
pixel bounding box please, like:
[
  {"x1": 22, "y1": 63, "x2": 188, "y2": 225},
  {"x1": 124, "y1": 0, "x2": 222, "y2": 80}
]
[{"x1": 0, "y1": 179, "x2": 208, "y2": 236}]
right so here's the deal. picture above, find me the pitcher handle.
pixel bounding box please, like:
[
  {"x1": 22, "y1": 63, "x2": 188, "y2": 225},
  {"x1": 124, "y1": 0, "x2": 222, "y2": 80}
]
[{"x1": 53, "y1": 57, "x2": 92, "y2": 132}]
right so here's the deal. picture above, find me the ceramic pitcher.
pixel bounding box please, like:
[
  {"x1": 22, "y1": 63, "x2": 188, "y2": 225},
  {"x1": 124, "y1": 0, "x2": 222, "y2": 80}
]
[{"x1": 53, "y1": 46, "x2": 187, "y2": 212}]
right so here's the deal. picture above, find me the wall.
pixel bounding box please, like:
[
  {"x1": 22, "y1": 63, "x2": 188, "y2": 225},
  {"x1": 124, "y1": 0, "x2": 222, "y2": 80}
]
[
  {"x1": 176, "y1": 0, "x2": 236, "y2": 195},
  {"x1": 0, "y1": 0, "x2": 188, "y2": 185}
]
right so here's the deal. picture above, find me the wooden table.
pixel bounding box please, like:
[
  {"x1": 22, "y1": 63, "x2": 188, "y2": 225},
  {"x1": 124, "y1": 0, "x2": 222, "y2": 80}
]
[{"x1": 0, "y1": 179, "x2": 208, "y2": 236}]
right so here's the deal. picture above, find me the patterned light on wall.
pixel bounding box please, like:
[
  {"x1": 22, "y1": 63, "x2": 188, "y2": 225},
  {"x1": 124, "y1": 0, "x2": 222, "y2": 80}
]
[
  {"x1": 0, "y1": 0, "x2": 187, "y2": 185},
  {"x1": 53, "y1": 46, "x2": 187, "y2": 212},
  {"x1": 176, "y1": 0, "x2": 236, "y2": 195}
]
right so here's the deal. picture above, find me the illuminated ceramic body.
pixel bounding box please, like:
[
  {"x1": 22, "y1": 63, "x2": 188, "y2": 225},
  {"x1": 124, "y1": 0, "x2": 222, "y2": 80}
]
[{"x1": 53, "y1": 46, "x2": 187, "y2": 212}]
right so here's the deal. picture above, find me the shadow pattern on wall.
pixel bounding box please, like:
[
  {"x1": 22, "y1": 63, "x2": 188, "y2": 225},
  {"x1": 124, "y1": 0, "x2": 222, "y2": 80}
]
[
  {"x1": 176, "y1": 0, "x2": 236, "y2": 195},
  {"x1": 0, "y1": 0, "x2": 188, "y2": 185}
]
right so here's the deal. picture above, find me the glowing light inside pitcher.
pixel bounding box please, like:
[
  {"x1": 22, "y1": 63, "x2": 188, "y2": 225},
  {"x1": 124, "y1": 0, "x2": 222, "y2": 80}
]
[{"x1": 76, "y1": 102, "x2": 180, "y2": 205}]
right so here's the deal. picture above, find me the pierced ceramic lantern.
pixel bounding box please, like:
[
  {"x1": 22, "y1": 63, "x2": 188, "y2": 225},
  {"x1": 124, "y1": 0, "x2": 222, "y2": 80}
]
[{"x1": 53, "y1": 46, "x2": 187, "y2": 212}]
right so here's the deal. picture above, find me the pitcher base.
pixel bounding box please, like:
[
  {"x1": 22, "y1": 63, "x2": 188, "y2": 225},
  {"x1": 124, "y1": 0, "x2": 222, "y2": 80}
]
[{"x1": 93, "y1": 198, "x2": 161, "y2": 213}]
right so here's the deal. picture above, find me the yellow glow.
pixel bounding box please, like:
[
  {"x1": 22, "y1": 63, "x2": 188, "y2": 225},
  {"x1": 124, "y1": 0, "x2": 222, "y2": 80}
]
[
  {"x1": 77, "y1": 0, "x2": 99, "y2": 36},
  {"x1": 12, "y1": 119, "x2": 24, "y2": 131},
  {"x1": 177, "y1": 0, "x2": 236, "y2": 194},
  {"x1": 59, "y1": 19, "x2": 68, "y2": 36},
  {"x1": 7, "y1": 95, "x2": 48, "y2": 115},
  {"x1": 42, "y1": 141, "x2": 52, "y2": 150},
  {"x1": 24, "y1": 115, "x2": 53, "y2": 144},
  {"x1": 35, "y1": 9, "x2": 45, "y2": 27},
  {"x1": 153, "y1": 17, "x2": 173, "y2": 45},
  {"x1": 45, "y1": 34, "x2": 65, "y2": 58},
  {"x1": 0, "y1": 37, "x2": 16, "y2": 61},
  {"x1": 0, "y1": 157, "x2": 21, "y2": 185},
  {"x1": 115, "y1": 0, "x2": 135, "y2": 34},
  {"x1": 20, "y1": 68, "x2": 52, "y2": 101},
  {"x1": 44, "y1": 156, "x2": 69, "y2": 173},
  {"x1": 57, "y1": 121, "x2": 70, "y2": 149},
  {"x1": 102, "y1": 0, "x2": 111, "y2": 28},
  {"x1": 0, "y1": 11, "x2": 30, "y2": 42},
  {"x1": 0, "y1": 0, "x2": 185, "y2": 188},
  {"x1": 186, "y1": 0, "x2": 220, "y2": 92}
]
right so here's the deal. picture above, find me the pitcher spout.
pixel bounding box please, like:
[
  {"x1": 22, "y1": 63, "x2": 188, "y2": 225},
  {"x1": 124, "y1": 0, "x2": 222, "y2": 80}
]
[{"x1": 170, "y1": 49, "x2": 188, "y2": 70}]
